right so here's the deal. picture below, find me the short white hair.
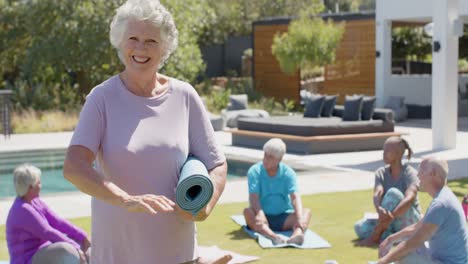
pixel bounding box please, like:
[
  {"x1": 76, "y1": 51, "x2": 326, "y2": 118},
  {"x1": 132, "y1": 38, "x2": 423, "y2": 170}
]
[
  {"x1": 424, "y1": 157, "x2": 449, "y2": 182},
  {"x1": 109, "y1": 0, "x2": 178, "y2": 69},
  {"x1": 263, "y1": 138, "x2": 286, "y2": 159},
  {"x1": 13, "y1": 164, "x2": 41, "y2": 197}
]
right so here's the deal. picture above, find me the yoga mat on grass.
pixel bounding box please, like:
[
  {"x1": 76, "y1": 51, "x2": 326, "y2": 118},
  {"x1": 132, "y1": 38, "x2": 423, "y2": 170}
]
[
  {"x1": 177, "y1": 157, "x2": 213, "y2": 215},
  {"x1": 231, "y1": 215, "x2": 331, "y2": 249},
  {"x1": 199, "y1": 246, "x2": 260, "y2": 264}
]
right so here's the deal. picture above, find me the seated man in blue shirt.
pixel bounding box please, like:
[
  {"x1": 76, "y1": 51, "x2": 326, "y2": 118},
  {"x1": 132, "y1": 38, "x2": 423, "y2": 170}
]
[
  {"x1": 243, "y1": 138, "x2": 311, "y2": 245},
  {"x1": 378, "y1": 157, "x2": 468, "y2": 264}
]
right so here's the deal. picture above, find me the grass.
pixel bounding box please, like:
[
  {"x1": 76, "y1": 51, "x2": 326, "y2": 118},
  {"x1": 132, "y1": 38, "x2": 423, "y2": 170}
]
[
  {"x1": 1, "y1": 179, "x2": 467, "y2": 263},
  {"x1": 11, "y1": 109, "x2": 79, "y2": 134}
]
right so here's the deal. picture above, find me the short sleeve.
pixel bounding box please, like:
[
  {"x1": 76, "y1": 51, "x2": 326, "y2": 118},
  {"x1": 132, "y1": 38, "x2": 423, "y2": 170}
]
[
  {"x1": 404, "y1": 165, "x2": 420, "y2": 189},
  {"x1": 247, "y1": 165, "x2": 260, "y2": 194},
  {"x1": 423, "y1": 200, "x2": 445, "y2": 226},
  {"x1": 69, "y1": 94, "x2": 105, "y2": 155},
  {"x1": 188, "y1": 87, "x2": 225, "y2": 170},
  {"x1": 374, "y1": 168, "x2": 384, "y2": 189},
  {"x1": 284, "y1": 165, "x2": 298, "y2": 194}
]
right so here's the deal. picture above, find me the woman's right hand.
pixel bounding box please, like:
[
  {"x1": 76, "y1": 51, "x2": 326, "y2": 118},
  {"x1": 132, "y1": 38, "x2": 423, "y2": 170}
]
[{"x1": 122, "y1": 194, "x2": 175, "y2": 215}]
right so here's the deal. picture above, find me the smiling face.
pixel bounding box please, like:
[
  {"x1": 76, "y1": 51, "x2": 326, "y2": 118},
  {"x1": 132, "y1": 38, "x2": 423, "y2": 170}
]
[{"x1": 120, "y1": 19, "x2": 164, "y2": 74}]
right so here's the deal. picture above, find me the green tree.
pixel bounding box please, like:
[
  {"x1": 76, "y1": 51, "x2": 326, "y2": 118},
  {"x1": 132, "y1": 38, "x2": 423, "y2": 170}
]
[
  {"x1": 0, "y1": 0, "x2": 210, "y2": 108},
  {"x1": 199, "y1": 0, "x2": 325, "y2": 46},
  {"x1": 322, "y1": 0, "x2": 375, "y2": 13},
  {"x1": 392, "y1": 27, "x2": 431, "y2": 61},
  {"x1": 271, "y1": 6, "x2": 345, "y2": 74},
  {"x1": 160, "y1": 0, "x2": 210, "y2": 82}
]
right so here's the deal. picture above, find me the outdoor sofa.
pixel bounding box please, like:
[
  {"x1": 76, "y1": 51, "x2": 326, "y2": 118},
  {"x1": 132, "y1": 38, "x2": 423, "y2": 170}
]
[{"x1": 228, "y1": 95, "x2": 400, "y2": 154}]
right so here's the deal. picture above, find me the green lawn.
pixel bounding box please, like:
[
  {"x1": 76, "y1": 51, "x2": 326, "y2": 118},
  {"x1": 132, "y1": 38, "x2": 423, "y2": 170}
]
[{"x1": 1, "y1": 179, "x2": 467, "y2": 263}]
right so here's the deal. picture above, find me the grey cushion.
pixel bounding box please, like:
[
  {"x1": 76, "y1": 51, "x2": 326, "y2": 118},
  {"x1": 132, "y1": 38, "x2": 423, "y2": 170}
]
[
  {"x1": 373, "y1": 108, "x2": 394, "y2": 122},
  {"x1": 385, "y1": 96, "x2": 407, "y2": 122},
  {"x1": 343, "y1": 96, "x2": 363, "y2": 121},
  {"x1": 227, "y1": 94, "x2": 248, "y2": 111},
  {"x1": 304, "y1": 95, "x2": 325, "y2": 118},
  {"x1": 222, "y1": 109, "x2": 270, "y2": 128},
  {"x1": 321, "y1": 95, "x2": 337, "y2": 117},
  {"x1": 361, "y1": 96, "x2": 376, "y2": 120},
  {"x1": 237, "y1": 116, "x2": 392, "y2": 136},
  {"x1": 385, "y1": 96, "x2": 404, "y2": 109}
]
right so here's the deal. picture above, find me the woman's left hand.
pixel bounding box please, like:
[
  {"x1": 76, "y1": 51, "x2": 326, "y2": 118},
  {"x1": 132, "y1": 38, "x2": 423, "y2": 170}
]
[{"x1": 81, "y1": 237, "x2": 91, "y2": 253}]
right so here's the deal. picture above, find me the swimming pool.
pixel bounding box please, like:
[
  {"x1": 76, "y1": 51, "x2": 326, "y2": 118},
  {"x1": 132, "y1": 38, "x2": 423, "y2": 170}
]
[{"x1": 0, "y1": 149, "x2": 259, "y2": 198}]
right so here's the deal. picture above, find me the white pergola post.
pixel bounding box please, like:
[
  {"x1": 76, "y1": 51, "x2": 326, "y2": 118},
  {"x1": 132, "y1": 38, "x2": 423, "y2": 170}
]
[
  {"x1": 375, "y1": 19, "x2": 392, "y2": 107},
  {"x1": 431, "y1": 0, "x2": 459, "y2": 150}
]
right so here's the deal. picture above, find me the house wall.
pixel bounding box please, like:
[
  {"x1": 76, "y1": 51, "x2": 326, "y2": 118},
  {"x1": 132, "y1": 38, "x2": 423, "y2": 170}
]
[{"x1": 385, "y1": 75, "x2": 468, "y2": 105}]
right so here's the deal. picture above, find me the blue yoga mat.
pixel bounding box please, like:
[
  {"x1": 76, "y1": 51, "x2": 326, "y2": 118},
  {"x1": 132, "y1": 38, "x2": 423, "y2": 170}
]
[
  {"x1": 176, "y1": 157, "x2": 214, "y2": 215},
  {"x1": 231, "y1": 215, "x2": 331, "y2": 249}
]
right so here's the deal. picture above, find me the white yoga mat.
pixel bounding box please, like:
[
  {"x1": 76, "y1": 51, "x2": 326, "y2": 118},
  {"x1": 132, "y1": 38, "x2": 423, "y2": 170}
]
[{"x1": 199, "y1": 246, "x2": 259, "y2": 264}]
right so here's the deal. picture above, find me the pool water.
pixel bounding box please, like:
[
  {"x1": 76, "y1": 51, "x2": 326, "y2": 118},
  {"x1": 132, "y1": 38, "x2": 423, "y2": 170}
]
[{"x1": 0, "y1": 150, "x2": 256, "y2": 198}]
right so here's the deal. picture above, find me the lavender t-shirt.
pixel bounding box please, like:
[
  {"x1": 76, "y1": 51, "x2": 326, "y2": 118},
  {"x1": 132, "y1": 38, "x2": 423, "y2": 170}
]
[{"x1": 70, "y1": 75, "x2": 225, "y2": 264}]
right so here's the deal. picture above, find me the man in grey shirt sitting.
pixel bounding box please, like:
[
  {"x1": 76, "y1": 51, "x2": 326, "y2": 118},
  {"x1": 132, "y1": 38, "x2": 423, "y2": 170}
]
[{"x1": 377, "y1": 157, "x2": 468, "y2": 264}]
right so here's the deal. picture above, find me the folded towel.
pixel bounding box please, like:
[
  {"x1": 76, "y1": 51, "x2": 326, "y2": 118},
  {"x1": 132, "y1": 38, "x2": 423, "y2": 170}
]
[
  {"x1": 177, "y1": 157, "x2": 214, "y2": 215},
  {"x1": 231, "y1": 215, "x2": 331, "y2": 249}
]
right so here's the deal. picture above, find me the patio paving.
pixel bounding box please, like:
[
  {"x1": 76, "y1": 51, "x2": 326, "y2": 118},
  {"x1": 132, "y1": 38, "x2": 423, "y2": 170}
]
[{"x1": 0, "y1": 118, "x2": 467, "y2": 224}]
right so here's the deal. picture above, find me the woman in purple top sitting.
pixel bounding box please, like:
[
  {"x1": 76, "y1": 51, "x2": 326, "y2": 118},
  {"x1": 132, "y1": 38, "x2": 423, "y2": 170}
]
[{"x1": 6, "y1": 164, "x2": 90, "y2": 264}]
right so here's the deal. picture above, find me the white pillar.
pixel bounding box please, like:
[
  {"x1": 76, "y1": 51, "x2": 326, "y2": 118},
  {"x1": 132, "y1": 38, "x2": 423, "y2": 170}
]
[
  {"x1": 432, "y1": 0, "x2": 459, "y2": 150},
  {"x1": 375, "y1": 18, "x2": 392, "y2": 107}
]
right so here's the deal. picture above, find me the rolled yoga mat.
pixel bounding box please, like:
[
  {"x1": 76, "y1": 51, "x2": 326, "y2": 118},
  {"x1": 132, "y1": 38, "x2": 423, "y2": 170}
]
[{"x1": 176, "y1": 157, "x2": 214, "y2": 215}]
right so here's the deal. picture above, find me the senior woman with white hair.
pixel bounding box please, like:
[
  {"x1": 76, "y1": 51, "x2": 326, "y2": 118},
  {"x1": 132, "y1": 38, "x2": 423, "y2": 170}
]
[
  {"x1": 243, "y1": 138, "x2": 312, "y2": 245},
  {"x1": 63, "y1": 0, "x2": 227, "y2": 263},
  {"x1": 6, "y1": 164, "x2": 90, "y2": 264}
]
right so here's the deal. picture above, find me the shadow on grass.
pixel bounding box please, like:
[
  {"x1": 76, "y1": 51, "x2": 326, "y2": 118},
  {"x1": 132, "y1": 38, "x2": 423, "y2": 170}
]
[
  {"x1": 351, "y1": 238, "x2": 379, "y2": 249},
  {"x1": 227, "y1": 227, "x2": 251, "y2": 241}
]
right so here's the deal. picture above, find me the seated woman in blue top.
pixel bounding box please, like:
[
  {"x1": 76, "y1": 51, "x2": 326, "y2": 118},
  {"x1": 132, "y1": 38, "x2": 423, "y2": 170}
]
[{"x1": 243, "y1": 138, "x2": 311, "y2": 245}]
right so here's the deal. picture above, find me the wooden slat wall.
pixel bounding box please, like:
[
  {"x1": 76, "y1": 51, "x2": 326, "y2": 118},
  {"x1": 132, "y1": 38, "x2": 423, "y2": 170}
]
[
  {"x1": 253, "y1": 24, "x2": 301, "y2": 103},
  {"x1": 322, "y1": 19, "x2": 376, "y2": 103},
  {"x1": 253, "y1": 19, "x2": 376, "y2": 104}
]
